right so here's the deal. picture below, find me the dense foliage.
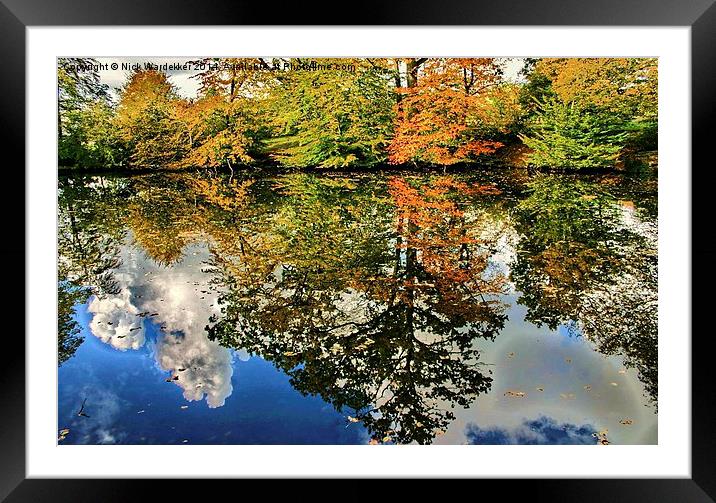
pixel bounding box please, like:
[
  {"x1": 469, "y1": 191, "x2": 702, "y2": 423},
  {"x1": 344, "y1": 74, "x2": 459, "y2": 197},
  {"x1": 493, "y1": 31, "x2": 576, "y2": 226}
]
[
  {"x1": 58, "y1": 57, "x2": 657, "y2": 171},
  {"x1": 519, "y1": 58, "x2": 657, "y2": 169},
  {"x1": 519, "y1": 99, "x2": 628, "y2": 169}
]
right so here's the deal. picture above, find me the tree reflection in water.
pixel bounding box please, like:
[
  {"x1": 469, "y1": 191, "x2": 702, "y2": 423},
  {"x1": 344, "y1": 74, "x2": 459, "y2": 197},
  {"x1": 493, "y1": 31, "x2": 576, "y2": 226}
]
[
  {"x1": 57, "y1": 170, "x2": 658, "y2": 443},
  {"x1": 207, "y1": 174, "x2": 510, "y2": 444},
  {"x1": 58, "y1": 176, "x2": 129, "y2": 365},
  {"x1": 510, "y1": 175, "x2": 657, "y2": 404}
]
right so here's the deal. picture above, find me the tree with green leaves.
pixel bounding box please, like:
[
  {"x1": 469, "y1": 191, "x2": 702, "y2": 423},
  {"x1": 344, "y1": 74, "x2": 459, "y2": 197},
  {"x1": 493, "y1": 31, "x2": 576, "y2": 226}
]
[
  {"x1": 519, "y1": 58, "x2": 657, "y2": 168},
  {"x1": 58, "y1": 58, "x2": 115, "y2": 167},
  {"x1": 267, "y1": 60, "x2": 395, "y2": 168},
  {"x1": 58, "y1": 282, "x2": 90, "y2": 365},
  {"x1": 520, "y1": 98, "x2": 628, "y2": 169}
]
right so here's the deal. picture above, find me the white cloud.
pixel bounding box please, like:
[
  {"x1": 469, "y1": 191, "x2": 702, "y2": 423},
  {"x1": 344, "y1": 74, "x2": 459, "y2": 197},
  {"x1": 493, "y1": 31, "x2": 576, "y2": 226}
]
[
  {"x1": 155, "y1": 333, "x2": 233, "y2": 408},
  {"x1": 86, "y1": 239, "x2": 235, "y2": 408},
  {"x1": 87, "y1": 276, "x2": 146, "y2": 351}
]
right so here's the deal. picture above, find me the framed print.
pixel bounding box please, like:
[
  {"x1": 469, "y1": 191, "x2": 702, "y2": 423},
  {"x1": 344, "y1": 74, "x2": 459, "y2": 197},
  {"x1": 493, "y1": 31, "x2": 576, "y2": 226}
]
[{"x1": 3, "y1": 0, "x2": 715, "y2": 500}]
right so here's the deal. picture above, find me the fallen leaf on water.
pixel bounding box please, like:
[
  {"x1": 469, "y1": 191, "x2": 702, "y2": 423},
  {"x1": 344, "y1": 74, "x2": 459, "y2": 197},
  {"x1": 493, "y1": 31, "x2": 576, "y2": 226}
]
[
  {"x1": 182, "y1": 439, "x2": 189, "y2": 443},
  {"x1": 584, "y1": 385, "x2": 592, "y2": 391},
  {"x1": 507, "y1": 352, "x2": 515, "y2": 358},
  {"x1": 137, "y1": 410, "x2": 145, "y2": 414},
  {"x1": 283, "y1": 351, "x2": 298, "y2": 356},
  {"x1": 346, "y1": 416, "x2": 360, "y2": 423},
  {"x1": 368, "y1": 439, "x2": 379, "y2": 445},
  {"x1": 504, "y1": 391, "x2": 526, "y2": 398},
  {"x1": 619, "y1": 419, "x2": 634, "y2": 425},
  {"x1": 593, "y1": 429, "x2": 610, "y2": 445},
  {"x1": 180, "y1": 405, "x2": 188, "y2": 410},
  {"x1": 435, "y1": 430, "x2": 446, "y2": 436},
  {"x1": 382, "y1": 436, "x2": 392, "y2": 443},
  {"x1": 536, "y1": 387, "x2": 544, "y2": 392},
  {"x1": 58, "y1": 428, "x2": 70, "y2": 441},
  {"x1": 610, "y1": 382, "x2": 618, "y2": 387}
]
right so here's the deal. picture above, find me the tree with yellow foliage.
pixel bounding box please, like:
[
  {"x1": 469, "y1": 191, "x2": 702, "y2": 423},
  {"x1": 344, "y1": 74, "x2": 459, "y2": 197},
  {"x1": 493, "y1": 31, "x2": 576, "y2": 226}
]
[{"x1": 115, "y1": 70, "x2": 186, "y2": 167}]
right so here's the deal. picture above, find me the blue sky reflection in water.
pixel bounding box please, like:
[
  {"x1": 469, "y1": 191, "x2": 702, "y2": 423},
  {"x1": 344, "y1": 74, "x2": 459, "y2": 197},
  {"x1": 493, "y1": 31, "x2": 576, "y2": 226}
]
[{"x1": 57, "y1": 171, "x2": 657, "y2": 445}]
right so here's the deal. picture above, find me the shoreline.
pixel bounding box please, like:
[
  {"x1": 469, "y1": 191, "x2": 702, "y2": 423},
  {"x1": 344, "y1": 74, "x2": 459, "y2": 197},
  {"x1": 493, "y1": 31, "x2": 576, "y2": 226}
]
[{"x1": 58, "y1": 162, "x2": 656, "y2": 178}]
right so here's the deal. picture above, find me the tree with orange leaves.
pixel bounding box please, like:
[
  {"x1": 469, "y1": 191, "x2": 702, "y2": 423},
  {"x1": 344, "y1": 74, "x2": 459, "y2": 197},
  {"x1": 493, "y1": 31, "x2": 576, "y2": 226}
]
[{"x1": 388, "y1": 58, "x2": 507, "y2": 168}]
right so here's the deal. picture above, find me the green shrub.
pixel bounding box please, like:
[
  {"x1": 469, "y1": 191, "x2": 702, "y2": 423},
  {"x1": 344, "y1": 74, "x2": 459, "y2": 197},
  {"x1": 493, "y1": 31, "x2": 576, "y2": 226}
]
[{"x1": 519, "y1": 99, "x2": 628, "y2": 170}]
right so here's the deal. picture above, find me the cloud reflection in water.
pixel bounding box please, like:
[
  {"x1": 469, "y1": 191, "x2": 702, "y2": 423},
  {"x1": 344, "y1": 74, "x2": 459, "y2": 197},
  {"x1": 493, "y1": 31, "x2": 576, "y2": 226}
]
[
  {"x1": 86, "y1": 242, "x2": 235, "y2": 408},
  {"x1": 465, "y1": 416, "x2": 597, "y2": 445}
]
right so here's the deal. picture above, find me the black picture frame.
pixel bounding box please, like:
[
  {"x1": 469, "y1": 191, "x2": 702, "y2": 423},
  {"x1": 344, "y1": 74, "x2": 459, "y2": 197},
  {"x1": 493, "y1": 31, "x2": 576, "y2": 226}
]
[{"x1": 2, "y1": 0, "x2": 713, "y2": 500}]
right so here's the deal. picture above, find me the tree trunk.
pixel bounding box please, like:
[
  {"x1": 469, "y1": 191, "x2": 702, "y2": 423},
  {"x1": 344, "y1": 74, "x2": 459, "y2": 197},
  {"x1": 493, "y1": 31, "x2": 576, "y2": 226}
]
[{"x1": 405, "y1": 58, "x2": 428, "y2": 89}]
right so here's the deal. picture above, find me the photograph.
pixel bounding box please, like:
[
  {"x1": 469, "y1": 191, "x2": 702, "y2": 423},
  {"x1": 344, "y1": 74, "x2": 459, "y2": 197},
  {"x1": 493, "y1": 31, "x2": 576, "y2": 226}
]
[{"x1": 56, "y1": 56, "x2": 658, "y2": 446}]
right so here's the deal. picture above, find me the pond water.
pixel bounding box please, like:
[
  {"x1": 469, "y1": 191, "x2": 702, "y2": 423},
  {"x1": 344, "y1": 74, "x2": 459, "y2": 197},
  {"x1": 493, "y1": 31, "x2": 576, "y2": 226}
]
[{"x1": 57, "y1": 169, "x2": 658, "y2": 445}]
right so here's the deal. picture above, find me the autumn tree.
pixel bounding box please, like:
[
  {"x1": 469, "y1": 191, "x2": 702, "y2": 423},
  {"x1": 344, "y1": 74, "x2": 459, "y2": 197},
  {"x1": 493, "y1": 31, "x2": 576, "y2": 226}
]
[
  {"x1": 535, "y1": 58, "x2": 657, "y2": 121},
  {"x1": 115, "y1": 70, "x2": 187, "y2": 167},
  {"x1": 170, "y1": 58, "x2": 280, "y2": 170},
  {"x1": 173, "y1": 94, "x2": 255, "y2": 170},
  {"x1": 190, "y1": 57, "x2": 277, "y2": 101},
  {"x1": 388, "y1": 58, "x2": 507, "y2": 168}
]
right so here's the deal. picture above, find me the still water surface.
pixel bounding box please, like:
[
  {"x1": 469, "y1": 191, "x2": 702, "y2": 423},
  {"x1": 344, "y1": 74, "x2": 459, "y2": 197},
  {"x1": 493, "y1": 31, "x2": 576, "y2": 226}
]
[{"x1": 58, "y1": 169, "x2": 657, "y2": 445}]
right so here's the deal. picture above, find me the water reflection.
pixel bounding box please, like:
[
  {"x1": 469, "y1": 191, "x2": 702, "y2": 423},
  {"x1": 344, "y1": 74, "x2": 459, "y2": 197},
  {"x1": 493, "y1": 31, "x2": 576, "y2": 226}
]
[
  {"x1": 510, "y1": 175, "x2": 658, "y2": 404},
  {"x1": 207, "y1": 175, "x2": 510, "y2": 443},
  {"x1": 58, "y1": 176, "x2": 128, "y2": 363},
  {"x1": 465, "y1": 416, "x2": 598, "y2": 445},
  {"x1": 86, "y1": 243, "x2": 234, "y2": 408},
  {"x1": 58, "y1": 282, "x2": 89, "y2": 365},
  {"x1": 57, "y1": 169, "x2": 658, "y2": 444}
]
